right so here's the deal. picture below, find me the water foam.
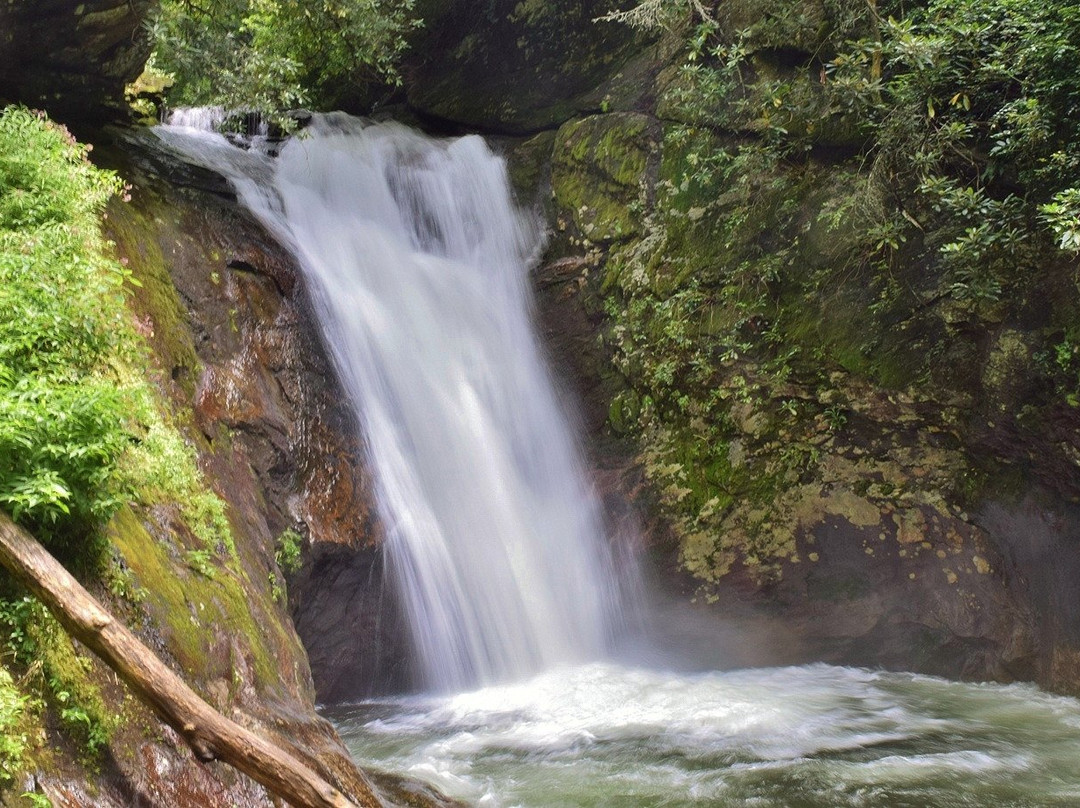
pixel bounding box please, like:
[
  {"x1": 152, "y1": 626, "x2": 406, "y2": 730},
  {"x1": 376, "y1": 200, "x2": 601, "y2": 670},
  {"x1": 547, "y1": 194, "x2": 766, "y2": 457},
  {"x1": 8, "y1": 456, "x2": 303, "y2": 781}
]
[{"x1": 333, "y1": 663, "x2": 1080, "y2": 807}]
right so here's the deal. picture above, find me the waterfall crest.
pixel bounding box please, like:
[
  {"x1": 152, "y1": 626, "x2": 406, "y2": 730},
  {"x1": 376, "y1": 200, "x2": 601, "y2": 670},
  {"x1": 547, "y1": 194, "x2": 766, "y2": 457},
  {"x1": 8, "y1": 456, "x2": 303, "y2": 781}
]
[{"x1": 156, "y1": 113, "x2": 629, "y2": 690}]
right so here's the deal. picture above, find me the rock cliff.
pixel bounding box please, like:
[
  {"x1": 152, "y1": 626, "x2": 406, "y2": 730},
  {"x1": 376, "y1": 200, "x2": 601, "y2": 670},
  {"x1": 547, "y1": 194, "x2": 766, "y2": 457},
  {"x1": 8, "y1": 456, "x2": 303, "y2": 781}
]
[
  {"x1": 0, "y1": 0, "x2": 153, "y2": 126},
  {"x1": 77, "y1": 128, "x2": 431, "y2": 803},
  {"x1": 8, "y1": 3, "x2": 1080, "y2": 785},
  {"x1": 497, "y1": 2, "x2": 1080, "y2": 693}
]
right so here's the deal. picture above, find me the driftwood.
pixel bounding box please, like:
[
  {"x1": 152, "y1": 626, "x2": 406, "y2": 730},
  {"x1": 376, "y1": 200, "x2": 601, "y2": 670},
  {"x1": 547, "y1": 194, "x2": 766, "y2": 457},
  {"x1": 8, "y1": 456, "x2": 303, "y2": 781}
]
[{"x1": 0, "y1": 512, "x2": 370, "y2": 808}]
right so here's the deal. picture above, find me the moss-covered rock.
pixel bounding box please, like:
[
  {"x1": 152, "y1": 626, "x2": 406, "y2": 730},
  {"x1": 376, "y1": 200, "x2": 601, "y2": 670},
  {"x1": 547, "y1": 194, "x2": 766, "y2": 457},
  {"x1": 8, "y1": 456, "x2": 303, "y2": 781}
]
[
  {"x1": 518, "y1": 0, "x2": 1080, "y2": 692},
  {"x1": 551, "y1": 113, "x2": 658, "y2": 244}
]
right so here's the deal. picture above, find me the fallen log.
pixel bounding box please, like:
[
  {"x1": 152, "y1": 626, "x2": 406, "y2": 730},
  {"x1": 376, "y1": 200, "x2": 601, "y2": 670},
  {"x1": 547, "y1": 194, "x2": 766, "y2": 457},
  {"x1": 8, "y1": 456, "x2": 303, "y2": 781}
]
[{"x1": 0, "y1": 512, "x2": 370, "y2": 808}]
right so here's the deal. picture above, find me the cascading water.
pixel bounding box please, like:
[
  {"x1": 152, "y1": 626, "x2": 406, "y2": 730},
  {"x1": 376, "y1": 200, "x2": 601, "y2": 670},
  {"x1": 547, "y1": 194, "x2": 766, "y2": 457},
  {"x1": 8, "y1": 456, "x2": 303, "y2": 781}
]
[
  {"x1": 153, "y1": 112, "x2": 1080, "y2": 808},
  {"x1": 155, "y1": 113, "x2": 629, "y2": 691}
]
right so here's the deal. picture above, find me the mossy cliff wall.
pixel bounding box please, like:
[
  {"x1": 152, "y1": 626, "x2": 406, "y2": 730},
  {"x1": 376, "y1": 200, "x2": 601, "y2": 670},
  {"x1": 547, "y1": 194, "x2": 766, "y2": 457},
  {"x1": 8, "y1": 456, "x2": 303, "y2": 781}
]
[
  {"x1": 406, "y1": 0, "x2": 1080, "y2": 692},
  {"x1": 81, "y1": 129, "x2": 433, "y2": 804},
  {"x1": 105, "y1": 134, "x2": 414, "y2": 704}
]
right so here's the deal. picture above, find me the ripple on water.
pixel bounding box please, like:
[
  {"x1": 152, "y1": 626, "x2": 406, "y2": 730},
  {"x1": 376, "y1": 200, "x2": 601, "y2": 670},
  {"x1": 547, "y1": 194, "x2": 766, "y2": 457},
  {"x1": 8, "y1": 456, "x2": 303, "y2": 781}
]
[{"x1": 330, "y1": 662, "x2": 1080, "y2": 808}]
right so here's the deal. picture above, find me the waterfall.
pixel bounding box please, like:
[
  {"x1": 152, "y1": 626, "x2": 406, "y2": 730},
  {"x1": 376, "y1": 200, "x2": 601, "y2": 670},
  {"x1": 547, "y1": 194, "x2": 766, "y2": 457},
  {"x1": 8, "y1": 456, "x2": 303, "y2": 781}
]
[{"x1": 155, "y1": 113, "x2": 630, "y2": 691}]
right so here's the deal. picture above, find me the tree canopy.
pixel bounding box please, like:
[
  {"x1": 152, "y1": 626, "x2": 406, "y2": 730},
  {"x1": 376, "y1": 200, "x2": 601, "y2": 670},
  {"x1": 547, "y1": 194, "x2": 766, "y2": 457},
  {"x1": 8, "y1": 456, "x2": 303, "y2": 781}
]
[{"x1": 151, "y1": 0, "x2": 421, "y2": 114}]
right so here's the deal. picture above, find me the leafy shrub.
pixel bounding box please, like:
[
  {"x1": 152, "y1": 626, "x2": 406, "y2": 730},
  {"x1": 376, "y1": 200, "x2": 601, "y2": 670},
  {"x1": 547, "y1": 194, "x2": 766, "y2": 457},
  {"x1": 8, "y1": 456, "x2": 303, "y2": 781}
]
[
  {"x1": 0, "y1": 108, "x2": 134, "y2": 545},
  {"x1": 0, "y1": 107, "x2": 237, "y2": 561},
  {"x1": 827, "y1": 0, "x2": 1080, "y2": 251},
  {"x1": 1040, "y1": 188, "x2": 1080, "y2": 253},
  {"x1": 274, "y1": 528, "x2": 303, "y2": 576}
]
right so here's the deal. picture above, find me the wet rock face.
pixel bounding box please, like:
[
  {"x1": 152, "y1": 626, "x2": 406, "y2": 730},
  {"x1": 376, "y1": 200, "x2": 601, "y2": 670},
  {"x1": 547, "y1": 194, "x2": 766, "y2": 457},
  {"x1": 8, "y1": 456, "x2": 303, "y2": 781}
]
[
  {"x1": 0, "y1": 0, "x2": 153, "y2": 127},
  {"x1": 109, "y1": 129, "x2": 417, "y2": 703},
  {"x1": 292, "y1": 543, "x2": 414, "y2": 700},
  {"x1": 978, "y1": 500, "x2": 1080, "y2": 693}
]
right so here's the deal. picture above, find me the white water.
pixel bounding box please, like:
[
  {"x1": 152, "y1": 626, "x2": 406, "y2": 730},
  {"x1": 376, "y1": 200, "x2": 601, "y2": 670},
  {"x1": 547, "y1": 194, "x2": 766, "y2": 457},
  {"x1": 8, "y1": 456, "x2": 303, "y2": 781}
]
[
  {"x1": 332, "y1": 662, "x2": 1080, "y2": 807},
  {"x1": 166, "y1": 107, "x2": 228, "y2": 131},
  {"x1": 155, "y1": 113, "x2": 628, "y2": 690}
]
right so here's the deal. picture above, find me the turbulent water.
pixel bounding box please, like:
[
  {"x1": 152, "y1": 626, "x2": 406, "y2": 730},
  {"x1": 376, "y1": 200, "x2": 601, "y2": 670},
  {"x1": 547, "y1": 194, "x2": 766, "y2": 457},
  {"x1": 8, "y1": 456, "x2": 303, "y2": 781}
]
[
  {"x1": 155, "y1": 113, "x2": 1080, "y2": 808},
  {"x1": 332, "y1": 662, "x2": 1080, "y2": 807},
  {"x1": 155, "y1": 113, "x2": 628, "y2": 690}
]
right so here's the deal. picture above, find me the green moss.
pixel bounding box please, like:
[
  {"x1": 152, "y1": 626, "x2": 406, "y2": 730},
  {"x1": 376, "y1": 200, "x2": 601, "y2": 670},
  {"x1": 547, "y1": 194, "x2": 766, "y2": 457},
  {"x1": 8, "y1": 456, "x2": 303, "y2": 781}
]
[
  {"x1": 103, "y1": 192, "x2": 238, "y2": 560},
  {"x1": 39, "y1": 629, "x2": 112, "y2": 758},
  {"x1": 105, "y1": 194, "x2": 201, "y2": 399},
  {"x1": 607, "y1": 389, "x2": 641, "y2": 434},
  {"x1": 716, "y1": 0, "x2": 834, "y2": 52},
  {"x1": 0, "y1": 590, "x2": 112, "y2": 762},
  {"x1": 983, "y1": 329, "x2": 1032, "y2": 400},
  {"x1": 506, "y1": 130, "x2": 557, "y2": 204},
  {"x1": 552, "y1": 113, "x2": 654, "y2": 242},
  {"x1": 110, "y1": 510, "x2": 249, "y2": 681},
  {"x1": 108, "y1": 507, "x2": 287, "y2": 692}
]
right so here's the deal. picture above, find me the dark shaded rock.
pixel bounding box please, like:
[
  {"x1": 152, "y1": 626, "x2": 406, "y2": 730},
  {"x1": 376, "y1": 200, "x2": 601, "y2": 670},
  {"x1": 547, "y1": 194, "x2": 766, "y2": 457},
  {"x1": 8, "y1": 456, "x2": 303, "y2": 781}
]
[
  {"x1": 0, "y1": 0, "x2": 153, "y2": 128},
  {"x1": 292, "y1": 543, "x2": 413, "y2": 700},
  {"x1": 535, "y1": 254, "x2": 621, "y2": 438},
  {"x1": 403, "y1": 0, "x2": 654, "y2": 133},
  {"x1": 978, "y1": 498, "x2": 1080, "y2": 695},
  {"x1": 771, "y1": 506, "x2": 1036, "y2": 681}
]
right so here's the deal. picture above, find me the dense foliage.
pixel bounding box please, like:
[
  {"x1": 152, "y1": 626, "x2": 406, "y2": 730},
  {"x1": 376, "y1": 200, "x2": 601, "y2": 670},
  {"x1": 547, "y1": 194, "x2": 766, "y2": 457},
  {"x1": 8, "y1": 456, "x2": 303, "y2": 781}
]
[
  {"x1": 151, "y1": 0, "x2": 421, "y2": 113},
  {"x1": 590, "y1": 0, "x2": 1080, "y2": 584},
  {"x1": 829, "y1": 0, "x2": 1080, "y2": 288},
  {"x1": 0, "y1": 108, "x2": 134, "y2": 544},
  {"x1": 0, "y1": 106, "x2": 234, "y2": 557}
]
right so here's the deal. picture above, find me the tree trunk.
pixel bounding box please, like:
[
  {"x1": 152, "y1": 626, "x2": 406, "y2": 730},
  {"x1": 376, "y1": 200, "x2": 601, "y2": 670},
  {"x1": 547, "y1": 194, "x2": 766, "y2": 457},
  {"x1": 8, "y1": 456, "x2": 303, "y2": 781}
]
[{"x1": 0, "y1": 512, "x2": 374, "y2": 808}]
